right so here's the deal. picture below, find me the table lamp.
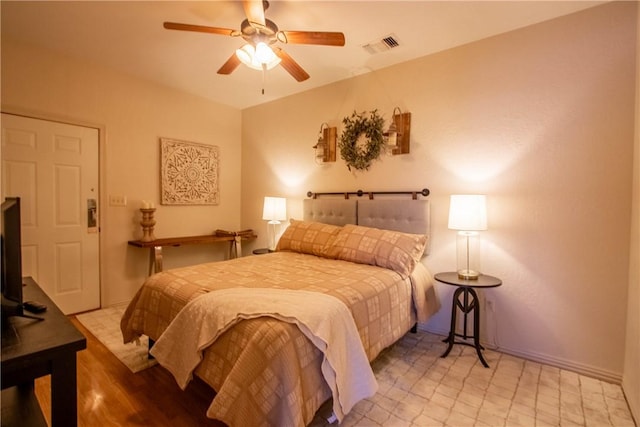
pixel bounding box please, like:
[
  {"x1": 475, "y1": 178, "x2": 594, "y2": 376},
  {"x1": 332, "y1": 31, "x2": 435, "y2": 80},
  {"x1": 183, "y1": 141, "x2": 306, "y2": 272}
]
[
  {"x1": 448, "y1": 195, "x2": 487, "y2": 280},
  {"x1": 262, "y1": 196, "x2": 287, "y2": 250}
]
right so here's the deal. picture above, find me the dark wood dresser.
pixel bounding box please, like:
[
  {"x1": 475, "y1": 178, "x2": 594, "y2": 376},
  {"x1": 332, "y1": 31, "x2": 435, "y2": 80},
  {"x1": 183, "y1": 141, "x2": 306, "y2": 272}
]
[{"x1": 1, "y1": 277, "x2": 86, "y2": 426}]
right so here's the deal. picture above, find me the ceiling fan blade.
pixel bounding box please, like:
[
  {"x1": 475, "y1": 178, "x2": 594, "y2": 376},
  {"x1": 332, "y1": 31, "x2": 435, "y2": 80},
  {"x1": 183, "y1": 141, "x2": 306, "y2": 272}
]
[
  {"x1": 217, "y1": 53, "x2": 242, "y2": 75},
  {"x1": 274, "y1": 48, "x2": 310, "y2": 82},
  {"x1": 278, "y1": 31, "x2": 345, "y2": 47},
  {"x1": 243, "y1": 0, "x2": 266, "y2": 28},
  {"x1": 164, "y1": 22, "x2": 237, "y2": 36}
]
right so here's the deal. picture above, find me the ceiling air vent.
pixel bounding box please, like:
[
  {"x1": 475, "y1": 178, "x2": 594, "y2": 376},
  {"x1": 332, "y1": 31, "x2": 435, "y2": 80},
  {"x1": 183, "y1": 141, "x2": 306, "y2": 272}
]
[{"x1": 362, "y1": 34, "x2": 401, "y2": 55}]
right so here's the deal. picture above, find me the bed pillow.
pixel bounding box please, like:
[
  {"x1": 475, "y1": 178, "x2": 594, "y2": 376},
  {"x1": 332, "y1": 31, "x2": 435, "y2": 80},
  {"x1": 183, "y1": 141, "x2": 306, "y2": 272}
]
[
  {"x1": 328, "y1": 224, "x2": 427, "y2": 277},
  {"x1": 275, "y1": 219, "x2": 342, "y2": 258}
]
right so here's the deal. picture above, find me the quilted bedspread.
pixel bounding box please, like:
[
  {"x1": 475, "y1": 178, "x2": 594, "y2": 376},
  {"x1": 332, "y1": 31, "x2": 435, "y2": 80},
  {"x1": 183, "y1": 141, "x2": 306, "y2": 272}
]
[
  {"x1": 150, "y1": 288, "x2": 378, "y2": 422},
  {"x1": 121, "y1": 251, "x2": 436, "y2": 427}
]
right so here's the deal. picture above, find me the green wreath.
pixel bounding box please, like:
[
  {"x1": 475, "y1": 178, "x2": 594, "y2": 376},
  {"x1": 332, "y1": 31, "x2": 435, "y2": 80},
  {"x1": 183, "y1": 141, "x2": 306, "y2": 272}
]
[{"x1": 339, "y1": 110, "x2": 385, "y2": 171}]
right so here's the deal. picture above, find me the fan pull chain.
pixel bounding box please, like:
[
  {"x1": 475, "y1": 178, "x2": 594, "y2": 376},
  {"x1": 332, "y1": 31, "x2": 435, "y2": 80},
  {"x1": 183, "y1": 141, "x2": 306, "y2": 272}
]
[{"x1": 261, "y1": 64, "x2": 266, "y2": 95}]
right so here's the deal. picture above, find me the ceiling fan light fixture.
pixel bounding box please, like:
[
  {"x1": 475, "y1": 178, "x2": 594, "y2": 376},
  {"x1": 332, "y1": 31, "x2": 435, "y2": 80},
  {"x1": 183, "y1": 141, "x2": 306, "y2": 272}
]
[
  {"x1": 165, "y1": 1, "x2": 345, "y2": 82},
  {"x1": 255, "y1": 42, "x2": 277, "y2": 63},
  {"x1": 236, "y1": 43, "x2": 281, "y2": 71},
  {"x1": 236, "y1": 44, "x2": 254, "y2": 64}
]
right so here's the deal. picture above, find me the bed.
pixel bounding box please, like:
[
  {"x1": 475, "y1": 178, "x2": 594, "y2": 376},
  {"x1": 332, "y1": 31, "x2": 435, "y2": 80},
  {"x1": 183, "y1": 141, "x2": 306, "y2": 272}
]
[{"x1": 121, "y1": 192, "x2": 439, "y2": 427}]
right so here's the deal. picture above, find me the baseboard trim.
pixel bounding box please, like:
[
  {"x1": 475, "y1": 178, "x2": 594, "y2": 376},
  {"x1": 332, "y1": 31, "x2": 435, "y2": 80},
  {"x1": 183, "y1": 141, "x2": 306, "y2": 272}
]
[
  {"x1": 420, "y1": 325, "x2": 622, "y2": 384},
  {"x1": 493, "y1": 345, "x2": 622, "y2": 384}
]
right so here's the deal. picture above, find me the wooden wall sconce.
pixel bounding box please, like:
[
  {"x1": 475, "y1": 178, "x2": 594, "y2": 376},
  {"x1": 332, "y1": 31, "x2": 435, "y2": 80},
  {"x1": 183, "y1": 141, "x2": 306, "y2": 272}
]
[
  {"x1": 314, "y1": 123, "x2": 337, "y2": 163},
  {"x1": 385, "y1": 108, "x2": 411, "y2": 155}
]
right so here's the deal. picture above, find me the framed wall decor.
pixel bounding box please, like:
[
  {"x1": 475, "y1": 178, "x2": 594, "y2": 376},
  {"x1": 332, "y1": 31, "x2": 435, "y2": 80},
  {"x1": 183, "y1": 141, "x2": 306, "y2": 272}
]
[{"x1": 160, "y1": 138, "x2": 220, "y2": 205}]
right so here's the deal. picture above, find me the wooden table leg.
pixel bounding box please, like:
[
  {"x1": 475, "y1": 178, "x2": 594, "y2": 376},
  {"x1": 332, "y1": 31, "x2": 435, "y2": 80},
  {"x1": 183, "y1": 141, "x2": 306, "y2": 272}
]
[{"x1": 50, "y1": 354, "x2": 78, "y2": 427}]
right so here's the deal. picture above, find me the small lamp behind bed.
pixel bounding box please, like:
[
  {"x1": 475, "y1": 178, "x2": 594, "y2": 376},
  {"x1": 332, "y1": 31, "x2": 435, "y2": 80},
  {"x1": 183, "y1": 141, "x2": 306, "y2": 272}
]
[
  {"x1": 262, "y1": 196, "x2": 287, "y2": 251},
  {"x1": 448, "y1": 195, "x2": 487, "y2": 280}
]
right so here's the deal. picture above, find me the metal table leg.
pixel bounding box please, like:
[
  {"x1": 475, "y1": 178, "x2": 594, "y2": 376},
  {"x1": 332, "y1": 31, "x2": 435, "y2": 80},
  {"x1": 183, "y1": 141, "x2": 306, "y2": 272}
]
[{"x1": 441, "y1": 286, "x2": 490, "y2": 367}]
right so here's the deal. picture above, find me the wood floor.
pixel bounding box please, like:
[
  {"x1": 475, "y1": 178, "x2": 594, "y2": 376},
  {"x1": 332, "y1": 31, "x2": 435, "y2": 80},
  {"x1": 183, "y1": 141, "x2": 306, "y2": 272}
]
[{"x1": 34, "y1": 317, "x2": 227, "y2": 426}]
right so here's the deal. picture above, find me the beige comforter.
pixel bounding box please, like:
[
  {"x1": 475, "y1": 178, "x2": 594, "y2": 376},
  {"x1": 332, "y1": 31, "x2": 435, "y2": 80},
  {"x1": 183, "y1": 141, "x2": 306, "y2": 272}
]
[
  {"x1": 121, "y1": 252, "x2": 437, "y2": 427},
  {"x1": 150, "y1": 288, "x2": 378, "y2": 422}
]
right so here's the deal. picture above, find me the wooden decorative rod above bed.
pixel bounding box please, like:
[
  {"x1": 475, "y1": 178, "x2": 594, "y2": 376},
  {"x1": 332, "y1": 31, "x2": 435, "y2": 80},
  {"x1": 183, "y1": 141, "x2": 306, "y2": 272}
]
[{"x1": 306, "y1": 188, "x2": 430, "y2": 200}]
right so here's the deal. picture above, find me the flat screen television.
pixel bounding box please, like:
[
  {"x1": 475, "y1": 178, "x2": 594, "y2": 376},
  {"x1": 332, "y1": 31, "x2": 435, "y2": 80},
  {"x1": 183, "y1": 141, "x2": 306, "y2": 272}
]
[{"x1": 1, "y1": 196, "x2": 25, "y2": 318}]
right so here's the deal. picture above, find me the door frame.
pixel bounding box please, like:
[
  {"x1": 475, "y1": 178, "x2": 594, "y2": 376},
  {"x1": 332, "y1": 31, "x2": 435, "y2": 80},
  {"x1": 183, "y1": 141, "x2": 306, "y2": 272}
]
[{"x1": 1, "y1": 106, "x2": 106, "y2": 311}]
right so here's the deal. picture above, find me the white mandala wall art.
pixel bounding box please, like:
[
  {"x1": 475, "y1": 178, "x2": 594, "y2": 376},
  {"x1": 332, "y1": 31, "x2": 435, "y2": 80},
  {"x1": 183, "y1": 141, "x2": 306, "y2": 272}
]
[{"x1": 160, "y1": 138, "x2": 220, "y2": 205}]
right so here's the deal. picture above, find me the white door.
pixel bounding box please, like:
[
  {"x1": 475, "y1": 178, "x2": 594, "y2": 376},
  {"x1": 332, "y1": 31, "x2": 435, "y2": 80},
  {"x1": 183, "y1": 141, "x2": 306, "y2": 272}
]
[{"x1": 1, "y1": 113, "x2": 100, "y2": 314}]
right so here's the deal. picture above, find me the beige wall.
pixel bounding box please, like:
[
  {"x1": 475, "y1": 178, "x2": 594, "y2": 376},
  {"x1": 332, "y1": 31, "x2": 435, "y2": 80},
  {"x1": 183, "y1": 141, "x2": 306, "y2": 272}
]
[
  {"x1": 1, "y1": 40, "x2": 242, "y2": 306},
  {"x1": 623, "y1": 0, "x2": 640, "y2": 420},
  {"x1": 241, "y1": 2, "x2": 637, "y2": 381}
]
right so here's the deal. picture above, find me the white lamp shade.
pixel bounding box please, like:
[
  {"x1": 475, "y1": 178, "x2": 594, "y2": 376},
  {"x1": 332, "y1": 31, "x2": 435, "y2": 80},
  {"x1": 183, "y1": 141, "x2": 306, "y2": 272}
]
[
  {"x1": 255, "y1": 42, "x2": 277, "y2": 63},
  {"x1": 448, "y1": 195, "x2": 487, "y2": 231},
  {"x1": 262, "y1": 197, "x2": 287, "y2": 222},
  {"x1": 235, "y1": 44, "x2": 254, "y2": 65},
  {"x1": 236, "y1": 44, "x2": 281, "y2": 71}
]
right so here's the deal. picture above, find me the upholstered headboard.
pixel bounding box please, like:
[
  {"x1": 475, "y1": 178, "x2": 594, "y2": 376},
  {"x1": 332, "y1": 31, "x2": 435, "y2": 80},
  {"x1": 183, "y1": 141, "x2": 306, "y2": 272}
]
[
  {"x1": 302, "y1": 199, "x2": 357, "y2": 226},
  {"x1": 302, "y1": 189, "x2": 430, "y2": 237}
]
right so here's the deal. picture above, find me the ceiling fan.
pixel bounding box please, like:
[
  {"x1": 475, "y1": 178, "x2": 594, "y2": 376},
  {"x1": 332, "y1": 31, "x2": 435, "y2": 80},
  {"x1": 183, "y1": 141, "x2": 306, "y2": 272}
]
[{"x1": 163, "y1": 0, "x2": 346, "y2": 82}]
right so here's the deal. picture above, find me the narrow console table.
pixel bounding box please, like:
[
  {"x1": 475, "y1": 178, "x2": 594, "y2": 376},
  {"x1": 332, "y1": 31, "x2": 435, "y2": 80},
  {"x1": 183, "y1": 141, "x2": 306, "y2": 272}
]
[
  {"x1": 1, "y1": 277, "x2": 87, "y2": 427},
  {"x1": 128, "y1": 231, "x2": 257, "y2": 276}
]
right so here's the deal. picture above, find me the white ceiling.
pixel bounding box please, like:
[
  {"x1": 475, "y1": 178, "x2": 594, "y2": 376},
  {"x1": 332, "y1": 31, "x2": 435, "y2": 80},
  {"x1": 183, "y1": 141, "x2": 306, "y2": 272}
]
[{"x1": 1, "y1": 1, "x2": 605, "y2": 110}]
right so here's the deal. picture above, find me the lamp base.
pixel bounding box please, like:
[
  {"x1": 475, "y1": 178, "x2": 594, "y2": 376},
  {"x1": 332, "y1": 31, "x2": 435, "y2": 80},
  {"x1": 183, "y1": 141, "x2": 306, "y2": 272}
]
[
  {"x1": 266, "y1": 220, "x2": 281, "y2": 251},
  {"x1": 457, "y1": 269, "x2": 480, "y2": 280},
  {"x1": 456, "y1": 231, "x2": 481, "y2": 281}
]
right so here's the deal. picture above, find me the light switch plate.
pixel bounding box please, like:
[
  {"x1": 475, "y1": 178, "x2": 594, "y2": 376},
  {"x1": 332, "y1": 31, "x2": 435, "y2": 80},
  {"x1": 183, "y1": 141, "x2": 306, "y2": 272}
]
[{"x1": 109, "y1": 195, "x2": 127, "y2": 207}]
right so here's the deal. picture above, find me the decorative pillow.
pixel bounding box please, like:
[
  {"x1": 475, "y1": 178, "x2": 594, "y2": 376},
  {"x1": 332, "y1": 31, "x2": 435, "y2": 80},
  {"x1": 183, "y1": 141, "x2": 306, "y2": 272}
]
[
  {"x1": 328, "y1": 224, "x2": 427, "y2": 277},
  {"x1": 275, "y1": 219, "x2": 342, "y2": 258}
]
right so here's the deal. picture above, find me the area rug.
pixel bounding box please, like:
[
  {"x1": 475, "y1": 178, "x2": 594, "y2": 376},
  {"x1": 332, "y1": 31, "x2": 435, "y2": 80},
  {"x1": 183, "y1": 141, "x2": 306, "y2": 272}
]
[{"x1": 75, "y1": 304, "x2": 157, "y2": 373}]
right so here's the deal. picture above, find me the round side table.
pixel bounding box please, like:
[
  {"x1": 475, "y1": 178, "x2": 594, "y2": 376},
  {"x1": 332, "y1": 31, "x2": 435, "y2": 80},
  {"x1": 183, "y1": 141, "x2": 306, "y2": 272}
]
[{"x1": 434, "y1": 272, "x2": 502, "y2": 368}]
